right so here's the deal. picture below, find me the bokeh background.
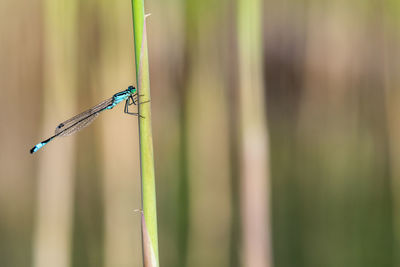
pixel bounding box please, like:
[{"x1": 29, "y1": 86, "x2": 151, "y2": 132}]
[{"x1": 1, "y1": 0, "x2": 399, "y2": 267}]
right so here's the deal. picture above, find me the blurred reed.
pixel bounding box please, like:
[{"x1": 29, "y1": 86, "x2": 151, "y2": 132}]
[
  {"x1": 33, "y1": 1, "x2": 78, "y2": 267},
  {"x1": 0, "y1": 0, "x2": 43, "y2": 266},
  {"x1": 180, "y1": 0, "x2": 233, "y2": 266},
  {"x1": 237, "y1": 0, "x2": 272, "y2": 267},
  {"x1": 98, "y1": 0, "x2": 141, "y2": 266},
  {"x1": 383, "y1": 4, "x2": 400, "y2": 266}
]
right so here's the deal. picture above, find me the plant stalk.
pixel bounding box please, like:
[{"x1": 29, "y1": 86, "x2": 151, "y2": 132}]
[{"x1": 131, "y1": 1, "x2": 159, "y2": 266}]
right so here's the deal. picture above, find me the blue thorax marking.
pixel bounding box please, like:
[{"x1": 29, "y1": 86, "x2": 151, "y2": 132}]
[{"x1": 108, "y1": 89, "x2": 134, "y2": 109}]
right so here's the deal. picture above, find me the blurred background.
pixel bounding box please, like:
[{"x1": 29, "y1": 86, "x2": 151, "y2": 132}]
[{"x1": 1, "y1": 0, "x2": 399, "y2": 266}]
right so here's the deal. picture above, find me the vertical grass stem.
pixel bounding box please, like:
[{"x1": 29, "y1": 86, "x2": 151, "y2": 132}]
[{"x1": 131, "y1": 1, "x2": 159, "y2": 266}]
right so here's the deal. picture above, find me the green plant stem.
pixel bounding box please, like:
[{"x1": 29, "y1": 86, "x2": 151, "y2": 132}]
[{"x1": 131, "y1": 1, "x2": 159, "y2": 266}]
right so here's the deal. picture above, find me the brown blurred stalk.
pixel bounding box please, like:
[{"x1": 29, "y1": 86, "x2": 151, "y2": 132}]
[
  {"x1": 237, "y1": 0, "x2": 273, "y2": 266},
  {"x1": 98, "y1": 1, "x2": 141, "y2": 267},
  {"x1": 182, "y1": 0, "x2": 232, "y2": 266},
  {"x1": 33, "y1": 1, "x2": 78, "y2": 267}
]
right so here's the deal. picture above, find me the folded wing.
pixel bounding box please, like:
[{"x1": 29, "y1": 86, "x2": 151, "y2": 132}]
[{"x1": 55, "y1": 97, "x2": 113, "y2": 137}]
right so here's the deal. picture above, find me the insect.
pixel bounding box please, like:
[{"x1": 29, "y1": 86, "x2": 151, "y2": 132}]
[{"x1": 30, "y1": 86, "x2": 139, "y2": 154}]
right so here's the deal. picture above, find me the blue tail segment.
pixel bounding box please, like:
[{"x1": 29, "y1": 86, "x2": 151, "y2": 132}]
[{"x1": 30, "y1": 137, "x2": 53, "y2": 154}]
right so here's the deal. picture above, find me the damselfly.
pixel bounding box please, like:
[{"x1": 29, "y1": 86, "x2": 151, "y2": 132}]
[{"x1": 30, "y1": 86, "x2": 139, "y2": 154}]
